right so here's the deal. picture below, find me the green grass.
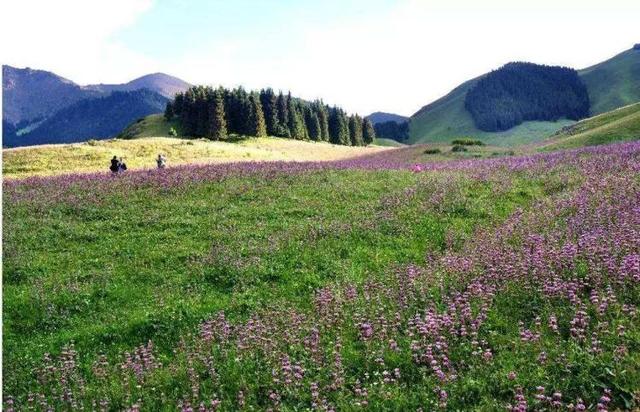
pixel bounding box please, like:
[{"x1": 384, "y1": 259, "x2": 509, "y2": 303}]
[
  {"x1": 579, "y1": 48, "x2": 640, "y2": 115},
  {"x1": 118, "y1": 113, "x2": 183, "y2": 139},
  {"x1": 373, "y1": 137, "x2": 406, "y2": 147},
  {"x1": 540, "y1": 102, "x2": 640, "y2": 150},
  {"x1": 3, "y1": 168, "x2": 545, "y2": 400}
]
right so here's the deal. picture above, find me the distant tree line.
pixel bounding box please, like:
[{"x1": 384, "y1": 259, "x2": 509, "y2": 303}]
[
  {"x1": 464, "y1": 62, "x2": 590, "y2": 132},
  {"x1": 373, "y1": 120, "x2": 409, "y2": 142},
  {"x1": 165, "y1": 86, "x2": 376, "y2": 145}
]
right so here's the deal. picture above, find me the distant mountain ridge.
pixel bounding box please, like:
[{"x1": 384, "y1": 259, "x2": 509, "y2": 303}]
[
  {"x1": 4, "y1": 89, "x2": 168, "y2": 147},
  {"x1": 86, "y1": 72, "x2": 191, "y2": 100},
  {"x1": 3, "y1": 65, "x2": 190, "y2": 126},
  {"x1": 2, "y1": 65, "x2": 190, "y2": 147},
  {"x1": 2, "y1": 65, "x2": 102, "y2": 125}
]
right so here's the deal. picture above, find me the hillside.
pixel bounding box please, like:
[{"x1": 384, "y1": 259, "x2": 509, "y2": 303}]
[
  {"x1": 3, "y1": 134, "x2": 388, "y2": 178},
  {"x1": 409, "y1": 46, "x2": 640, "y2": 145},
  {"x1": 4, "y1": 90, "x2": 168, "y2": 148},
  {"x1": 579, "y1": 48, "x2": 640, "y2": 115},
  {"x1": 539, "y1": 102, "x2": 640, "y2": 150},
  {"x1": 408, "y1": 77, "x2": 574, "y2": 146},
  {"x1": 464, "y1": 63, "x2": 589, "y2": 131},
  {"x1": 366, "y1": 111, "x2": 409, "y2": 124}
]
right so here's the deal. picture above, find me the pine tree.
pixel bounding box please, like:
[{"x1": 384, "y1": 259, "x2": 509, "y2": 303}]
[
  {"x1": 316, "y1": 103, "x2": 330, "y2": 141},
  {"x1": 362, "y1": 118, "x2": 376, "y2": 145},
  {"x1": 329, "y1": 107, "x2": 349, "y2": 145},
  {"x1": 287, "y1": 99, "x2": 306, "y2": 139},
  {"x1": 260, "y1": 88, "x2": 279, "y2": 136},
  {"x1": 209, "y1": 88, "x2": 227, "y2": 140},
  {"x1": 248, "y1": 93, "x2": 267, "y2": 137},
  {"x1": 305, "y1": 106, "x2": 321, "y2": 141},
  {"x1": 164, "y1": 101, "x2": 174, "y2": 121},
  {"x1": 349, "y1": 114, "x2": 364, "y2": 146},
  {"x1": 276, "y1": 92, "x2": 290, "y2": 137}
]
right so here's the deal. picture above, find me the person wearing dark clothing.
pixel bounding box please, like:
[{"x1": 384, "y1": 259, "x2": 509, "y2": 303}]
[{"x1": 110, "y1": 156, "x2": 120, "y2": 173}]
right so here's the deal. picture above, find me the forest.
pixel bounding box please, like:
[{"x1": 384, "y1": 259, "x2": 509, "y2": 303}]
[
  {"x1": 373, "y1": 120, "x2": 410, "y2": 142},
  {"x1": 166, "y1": 86, "x2": 376, "y2": 146},
  {"x1": 464, "y1": 62, "x2": 590, "y2": 132}
]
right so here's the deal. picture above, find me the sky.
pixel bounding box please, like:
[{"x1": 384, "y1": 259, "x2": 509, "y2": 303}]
[{"x1": 2, "y1": 0, "x2": 639, "y2": 116}]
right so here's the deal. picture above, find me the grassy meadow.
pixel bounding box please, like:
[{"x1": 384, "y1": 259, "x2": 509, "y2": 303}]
[{"x1": 3, "y1": 137, "x2": 640, "y2": 410}]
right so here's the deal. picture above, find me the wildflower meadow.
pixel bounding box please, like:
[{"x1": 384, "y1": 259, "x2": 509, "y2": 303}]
[{"x1": 3, "y1": 142, "x2": 639, "y2": 410}]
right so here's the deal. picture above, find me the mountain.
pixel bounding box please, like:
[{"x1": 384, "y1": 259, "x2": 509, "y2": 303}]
[
  {"x1": 366, "y1": 112, "x2": 409, "y2": 125},
  {"x1": 2, "y1": 65, "x2": 101, "y2": 125},
  {"x1": 87, "y1": 73, "x2": 191, "y2": 99},
  {"x1": 579, "y1": 48, "x2": 640, "y2": 115},
  {"x1": 409, "y1": 45, "x2": 640, "y2": 145},
  {"x1": 540, "y1": 102, "x2": 640, "y2": 150},
  {"x1": 4, "y1": 89, "x2": 168, "y2": 147},
  {"x1": 2, "y1": 65, "x2": 190, "y2": 147}
]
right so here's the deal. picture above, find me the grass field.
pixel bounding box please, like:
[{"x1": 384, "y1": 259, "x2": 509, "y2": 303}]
[
  {"x1": 540, "y1": 102, "x2": 640, "y2": 150},
  {"x1": 4, "y1": 140, "x2": 640, "y2": 410},
  {"x1": 3, "y1": 136, "x2": 389, "y2": 178}
]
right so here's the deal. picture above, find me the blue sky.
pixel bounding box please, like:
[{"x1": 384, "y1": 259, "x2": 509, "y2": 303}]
[{"x1": 3, "y1": 0, "x2": 640, "y2": 115}]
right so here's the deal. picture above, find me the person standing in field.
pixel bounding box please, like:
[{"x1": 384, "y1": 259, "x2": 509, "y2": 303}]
[
  {"x1": 118, "y1": 157, "x2": 128, "y2": 173},
  {"x1": 156, "y1": 153, "x2": 167, "y2": 169},
  {"x1": 110, "y1": 156, "x2": 120, "y2": 174}
]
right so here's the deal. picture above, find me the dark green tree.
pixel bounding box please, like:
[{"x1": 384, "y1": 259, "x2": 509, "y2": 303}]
[
  {"x1": 362, "y1": 118, "x2": 376, "y2": 145},
  {"x1": 329, "y1": 107, "x2": 349, "y2": 145},
  {"x1": 248, "y1": 92, "x2": 267, "y2": 137},
  {"x1": 164, "y1": 101, "x2": 174, "y2": 121},
  {"x1": 208, "y1": 88, "x2": 227, "y2": 140},
  {"x1": 349, "y1": 114, "x2": 364, "y2": 146},
  {"x1": 260, "y1": 88, "x2": 279, "y2": 136},
  {"x1": 288, "y1": 99, "x2": 307, "y2": 139},
  {"x1": 276, "y1": 92, "x2": 290, "y2": 137}
]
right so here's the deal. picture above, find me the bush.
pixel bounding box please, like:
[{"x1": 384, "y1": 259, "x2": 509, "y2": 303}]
[
  {"x1": 168, "y1": 127, "x2": 178, "y2": 137},
  {"x1": 451, "y1": 138, "x2": 485, "y2": 146},
  {"x1": 86, "y1": 139, "x2": 99, "y2": 146},
  {"x1": 424, "y1": 148, "x2": 441, "y2": 154},
  {"x1": 451, "y1": 145, "x2": 468, "y2": 152}
]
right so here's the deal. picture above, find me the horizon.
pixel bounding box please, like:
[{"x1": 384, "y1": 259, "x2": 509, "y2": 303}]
[{"x1": 2, "y1": 0, "x2": 639, "y2": 116}]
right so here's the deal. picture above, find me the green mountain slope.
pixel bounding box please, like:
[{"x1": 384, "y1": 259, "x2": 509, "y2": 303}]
[
  {"x1": 579, "y1": 48, "x2": 640, "y2": 115},
  {"x1": 409, "y1": 46, "x2": 640, "y2": 145},
  {"x1": 540, "y1": 102, "x2": 640, "y2": 150}
]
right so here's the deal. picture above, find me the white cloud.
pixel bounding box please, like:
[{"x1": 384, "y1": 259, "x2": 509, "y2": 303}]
[{"x1": 0, "y1": 0, "x2": 156, "y2": 84}]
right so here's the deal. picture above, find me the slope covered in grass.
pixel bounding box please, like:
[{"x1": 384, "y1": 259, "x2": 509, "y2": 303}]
[
  {"x1": 579, "y1": 48, "x2": 640, "y2": 115},
  {"x1": 3, "y1": 136, "x2": 388, "y2": 178},
  {"x1": 540, "y1": 102, "x2": 640, "y2": 150},
  {"x1": 4, "y1": 142, "x2": 640, "y2": 410}
]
